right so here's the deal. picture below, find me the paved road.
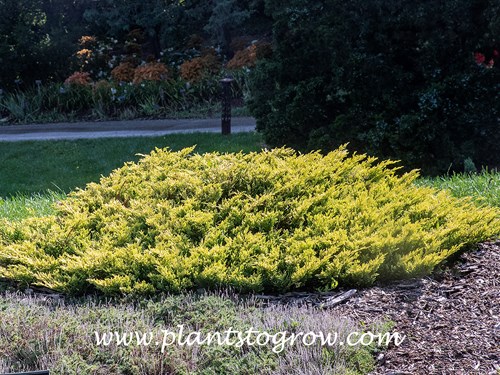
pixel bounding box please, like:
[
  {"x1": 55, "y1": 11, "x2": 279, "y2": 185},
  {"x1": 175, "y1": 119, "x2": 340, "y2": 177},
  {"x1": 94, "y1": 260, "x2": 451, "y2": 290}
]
[{"x1": 0, "y1": 117, "x2": 256, "y2": 141}]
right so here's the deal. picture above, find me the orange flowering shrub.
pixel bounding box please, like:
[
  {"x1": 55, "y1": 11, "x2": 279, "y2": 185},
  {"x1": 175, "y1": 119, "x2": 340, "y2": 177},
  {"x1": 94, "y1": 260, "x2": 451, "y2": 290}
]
[
  {"x1": 179, "y1": 55, "x2": 221, "y2": 82},
  {"x1": 227, "y1": 45, "x2": 257, "y2": 70},
  {"x1": 133, "y1": 62, "x2": 169, "y2": 84},
  {"x1": 76, "y1": 36, "x2": 97, "y2": 68},
  {"x1": 73, "y1": 35, "x2": 115, "y2": 78},
  {"x1": 64, "y1": 72, "x2": 92, "y2": 86},
  {"x1": 227, "y1": 43, "x2": 272, "y2": 70},
  {"x1": 79, "y1": 36, "x2": 97, "y2": 46},
  {"x1": 111, "y1": 62, "x2": 136, "y2": 82},
  {"x1": 76, "y1": 49, "x2": 92, "y2": 59}
]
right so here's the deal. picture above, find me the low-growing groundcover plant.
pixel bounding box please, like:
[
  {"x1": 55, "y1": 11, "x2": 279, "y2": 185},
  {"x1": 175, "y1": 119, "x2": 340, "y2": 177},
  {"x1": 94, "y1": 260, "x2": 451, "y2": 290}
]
[
  {"x1": 0, "y1": 147, "x2": 499, "y2": 296},
  {"x1": 0, "y1": 291, "x2": 388, "y2": 375}
]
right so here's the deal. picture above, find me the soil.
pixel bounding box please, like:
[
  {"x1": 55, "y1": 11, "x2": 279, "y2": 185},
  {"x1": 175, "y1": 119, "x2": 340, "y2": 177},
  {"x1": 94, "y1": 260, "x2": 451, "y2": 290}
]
[
  {"x1": 342, "y1": 242, "x2": 500, "y2": 375},
  {"x1": 256, "y1": 241, "x2": 500, "y2": 374},
  {"x1": 341, "y1": 241, "x2": 500, "y2": 375}
]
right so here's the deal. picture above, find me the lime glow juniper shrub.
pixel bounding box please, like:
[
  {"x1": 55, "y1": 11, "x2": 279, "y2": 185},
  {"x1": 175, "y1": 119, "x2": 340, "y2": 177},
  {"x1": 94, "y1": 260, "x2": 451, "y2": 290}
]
[{"x1": 0, "y1": 147, "x2": 499, "y2": 296}]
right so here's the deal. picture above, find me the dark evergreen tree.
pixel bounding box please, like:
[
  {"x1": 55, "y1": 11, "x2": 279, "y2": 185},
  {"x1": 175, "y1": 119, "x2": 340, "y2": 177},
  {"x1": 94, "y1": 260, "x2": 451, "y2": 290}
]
[
  {"x1": 0, "y1": 0, "x2": 90, "y2": 88},
  {"x1": 249, "y1": 0, "x2": 500, "y2": 174}
]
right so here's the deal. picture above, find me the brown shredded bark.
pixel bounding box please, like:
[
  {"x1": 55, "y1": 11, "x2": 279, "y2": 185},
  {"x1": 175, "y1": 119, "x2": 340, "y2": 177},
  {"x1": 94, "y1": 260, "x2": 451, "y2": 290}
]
[
  {"x1": 256, "y1": 241, "x2": 500, "y2": 374},
  {"x1": 341, "y1": 241, "x2": 500, "y2": 375}
]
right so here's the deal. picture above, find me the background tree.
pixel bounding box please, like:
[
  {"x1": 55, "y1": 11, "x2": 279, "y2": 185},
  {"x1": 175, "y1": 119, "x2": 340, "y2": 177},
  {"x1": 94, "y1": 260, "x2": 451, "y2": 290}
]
[
  {"x1": 83, "y1": 0, "x2": 200, "y2": 57},
  {"x1": 203, "y1": 0, "x2": 250, "y2": 57},
  {"x1": 0, "y1": 0, "x2": 272, "y2": 89},
  {"x1": 0, "y1": 0, "x2": 89, "y2": 88},
  {"x1": 249, "y1": 0, "x2": 500, "y2": 174},
  {"x1": 83, "y1": 0, "x2": 269, "y2": 59}
]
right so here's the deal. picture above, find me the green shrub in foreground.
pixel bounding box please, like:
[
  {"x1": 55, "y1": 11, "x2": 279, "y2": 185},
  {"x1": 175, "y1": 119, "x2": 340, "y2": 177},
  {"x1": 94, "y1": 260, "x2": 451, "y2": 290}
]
[{"x1": 0, "y1": 147, "x2": 499, "y2": 296}]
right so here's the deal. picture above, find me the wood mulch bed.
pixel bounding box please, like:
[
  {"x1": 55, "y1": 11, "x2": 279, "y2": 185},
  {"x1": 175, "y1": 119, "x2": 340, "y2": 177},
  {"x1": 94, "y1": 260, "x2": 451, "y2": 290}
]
[
  {"x1": 256, "y1": 241, "x2": 500, "y2": 375},
  {"x1": 342, "y1": 241, "x2": 499, "y2": 375}
]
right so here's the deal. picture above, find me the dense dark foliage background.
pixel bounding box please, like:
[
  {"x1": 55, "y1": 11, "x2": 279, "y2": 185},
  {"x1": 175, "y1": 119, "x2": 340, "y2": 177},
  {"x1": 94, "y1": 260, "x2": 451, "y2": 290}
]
[
  {"x1": 249, "y1": 0, "x2": 500, "y2": 174},
  {"x1": 0, "y1": 0, "x2": 90, "y2": 86},
  {"x1": 1, "y1": 0, "x2": 499, "y2": 174},
  {"x1": 0, "y1": 0, "x2": 271, "y2": 89}
]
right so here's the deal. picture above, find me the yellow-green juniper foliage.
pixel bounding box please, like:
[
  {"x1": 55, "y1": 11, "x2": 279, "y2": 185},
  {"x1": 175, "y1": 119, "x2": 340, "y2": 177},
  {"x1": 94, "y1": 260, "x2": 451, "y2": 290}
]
[{"x1": 0, "y1": 147, "x2": 499, "y2": 296}]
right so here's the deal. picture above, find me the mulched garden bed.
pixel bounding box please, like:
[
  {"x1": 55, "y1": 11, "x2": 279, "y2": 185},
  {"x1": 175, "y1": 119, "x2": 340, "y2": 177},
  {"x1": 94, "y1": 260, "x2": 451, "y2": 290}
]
[
  {"x1": 255, "y1": 241, "x2": 500, "y2": 374},
  {"x1": 339, "y1": 241, "x2": 500, "y2": 375}
]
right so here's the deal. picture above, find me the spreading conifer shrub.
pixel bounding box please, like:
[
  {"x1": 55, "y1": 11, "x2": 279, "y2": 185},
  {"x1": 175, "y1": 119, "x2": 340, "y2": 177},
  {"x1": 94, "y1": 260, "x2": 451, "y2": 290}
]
[{"x1": 0, "y1": 147, "x2": 499, "y2": 296}]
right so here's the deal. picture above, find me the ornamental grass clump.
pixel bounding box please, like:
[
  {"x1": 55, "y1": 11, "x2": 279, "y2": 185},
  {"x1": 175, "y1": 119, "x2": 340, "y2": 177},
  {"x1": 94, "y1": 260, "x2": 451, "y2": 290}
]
[{"x1": 0, "y1": 147, "x2": 499, "y2": 296}]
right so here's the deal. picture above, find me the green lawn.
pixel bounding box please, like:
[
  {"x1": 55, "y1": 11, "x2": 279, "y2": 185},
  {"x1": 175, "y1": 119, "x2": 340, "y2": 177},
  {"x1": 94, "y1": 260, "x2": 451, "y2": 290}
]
[
  {"x1": 0, "y1": 191, "x2": 65, "y2": 221},
  {"x1": 0, "y1": 132, "x2": 263, "y2": 196},
  {"x1": 418, "y1": 170, "x2": 500, "y2": 208}
]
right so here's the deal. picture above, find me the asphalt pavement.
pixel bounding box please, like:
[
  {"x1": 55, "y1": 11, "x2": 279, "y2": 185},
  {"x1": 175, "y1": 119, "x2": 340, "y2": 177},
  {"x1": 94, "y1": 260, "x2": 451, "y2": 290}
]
[{"x1": 0, "y1": 117, "x2": 256, "y2": 141}]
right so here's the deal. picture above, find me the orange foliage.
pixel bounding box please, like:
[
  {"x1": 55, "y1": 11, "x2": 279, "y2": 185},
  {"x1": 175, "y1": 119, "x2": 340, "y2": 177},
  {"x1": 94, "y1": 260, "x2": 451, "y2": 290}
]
[
  {"x1": 133, "y1": 62, "x2": 169, "y2": 84},
  {"x1": 76, "y1": 49, "x2": 92, "y2": 59},
  {"x1": 79, "y1": 36, "x2": 97, "y2": 46},
  {"x1": 227, "y1": 46, "x2": 257, "y2": 70},
  {"x1": 111, "y1": 62, "x2": 136, "y2": 83},
  {"x1": 179, "y1": 55, "x2": 221, "y2": 82},
  {"x1": 227, "y1": 43, "x2": 272, "y2": 70},
  {"x1": 64, "y1": 72, "x2": 92, "y2": 86}
]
